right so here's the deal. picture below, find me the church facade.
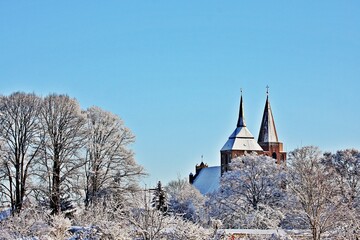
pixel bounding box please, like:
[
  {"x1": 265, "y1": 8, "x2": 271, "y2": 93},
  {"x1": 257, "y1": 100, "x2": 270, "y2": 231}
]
[{"x1": 190, "y1": 90, "x2": 286, "y2": 194}]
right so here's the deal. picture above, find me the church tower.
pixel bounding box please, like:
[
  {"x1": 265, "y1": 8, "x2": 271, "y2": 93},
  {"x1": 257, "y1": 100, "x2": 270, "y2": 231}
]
[
  {"x1": 257, "y1": 88, "x2": 286, "y2": 164},
  {"x1": 220, "y1": 92, "x2": 263, "y2": 174}
]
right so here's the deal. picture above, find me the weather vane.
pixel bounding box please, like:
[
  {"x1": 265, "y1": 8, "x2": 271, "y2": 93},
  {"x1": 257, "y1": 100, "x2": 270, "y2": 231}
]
[{"x1": 266, "y1": 85, "x2": 269, "y2": 96}]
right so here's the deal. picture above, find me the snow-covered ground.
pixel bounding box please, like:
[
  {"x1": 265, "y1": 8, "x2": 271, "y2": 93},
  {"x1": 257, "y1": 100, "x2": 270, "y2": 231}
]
[{"x1": 0, "y1": 208, "x2": 10, "y2": 221}]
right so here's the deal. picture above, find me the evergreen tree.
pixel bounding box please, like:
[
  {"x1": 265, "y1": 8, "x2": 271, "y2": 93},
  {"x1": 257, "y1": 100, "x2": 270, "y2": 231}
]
[{"x1": 152, "y1": 181, "x2": 167, "y2": 213}]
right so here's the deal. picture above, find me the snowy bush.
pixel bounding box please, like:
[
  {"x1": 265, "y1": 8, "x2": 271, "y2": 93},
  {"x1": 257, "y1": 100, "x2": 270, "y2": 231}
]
[
  {"x1": 160, "y1": 216, "x2": 212, "y2": 240},
  {"x1": 0, "y1": 205, "x2": 52, "y2": 239},
  {"x1": 49, "y1": 214, "x2": 72, "y2": 239},
  {"x1": 166, "y1": 177, "x2": 206, "y2": 223},
  {"x1": 73, "y1": 199, "x2": 132, "y2": 239}
]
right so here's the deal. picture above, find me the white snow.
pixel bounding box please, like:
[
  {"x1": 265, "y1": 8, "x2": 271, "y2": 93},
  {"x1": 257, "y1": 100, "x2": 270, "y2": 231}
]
[
  {"x1": 229, "y1": 126, "x2": 254, "y2": 139},
  {"x1": 217, "y1": 228, "x2": 287, "y2": 237},
  {"x1": 221, "y1": 127, "x2": 263, "y2": 151},
  {"x1": 221, "y1": 228, "x2": 286, "y2": 235},
  {"x1": 192, "y1": 166, "x2": 220, "y2": 195}
]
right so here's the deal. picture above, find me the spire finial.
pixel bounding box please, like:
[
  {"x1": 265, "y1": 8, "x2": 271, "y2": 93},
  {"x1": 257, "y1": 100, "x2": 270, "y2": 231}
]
[
  {"x1": 266, "y1": 85, "x2": 269, "y2": 96},
  {"x1": 240, "y1": 88, "x2": 243, "y2": 95}
]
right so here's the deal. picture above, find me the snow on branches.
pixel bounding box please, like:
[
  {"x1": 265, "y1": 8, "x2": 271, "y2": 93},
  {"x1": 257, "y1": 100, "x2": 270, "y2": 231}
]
[{"x1": 207, "y1": 153, "x2": 286, "y2": 229}]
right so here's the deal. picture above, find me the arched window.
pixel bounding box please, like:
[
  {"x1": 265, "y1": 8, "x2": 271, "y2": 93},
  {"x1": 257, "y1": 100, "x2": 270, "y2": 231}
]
[{"x1": 272, "y1": 152, "x2": 277, "y2": 159}]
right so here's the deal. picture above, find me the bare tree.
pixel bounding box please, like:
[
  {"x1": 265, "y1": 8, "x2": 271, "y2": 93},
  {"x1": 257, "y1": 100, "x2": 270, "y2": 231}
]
[
  {"x1": 35, "y1": 94, "x2": 87, "y2": 214},
  {"x1": 0, "y1": 92, "x2": 41, "y2": 212},
  {"x1": 84, "y1": 106, "x2": 145, "y2": 206},
  {"x1": 287, "y1": 146, "x2": 348, "y2": 240}
]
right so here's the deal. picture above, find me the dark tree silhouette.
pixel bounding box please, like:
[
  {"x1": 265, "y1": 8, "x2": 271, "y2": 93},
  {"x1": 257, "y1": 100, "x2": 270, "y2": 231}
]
[{"x1": 152, "y1": 181, "x2": 167, "y2": 213}]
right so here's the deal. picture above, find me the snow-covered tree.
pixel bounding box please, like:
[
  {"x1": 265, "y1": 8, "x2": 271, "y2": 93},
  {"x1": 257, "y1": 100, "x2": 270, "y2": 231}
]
[
  {"x1": 124, "y1": 189, "x2": 168, "y2": 240},
  {"x1": 286, "y1": 146, "x2": 348, "y2": 240},
  {"x1": 125, "y1": 189, "x2": 212, "y2": 240},
  {"x1": 84, "y1": 106, "x2": 145, "y2": 206},
  {"x1": 74, "y1": 190, "x2": 208, "y2": 240},
  {"x1": 227, "y1": 154, "x2": 286, "y2": 210},
  {"x1": 73, "y1": 197, "x2": 133, "y2": 239},
  {"x1": 152, "y1": 181, "x2": 168, "y2": 213},
  {"x1": 34, "y1": 94, "x2": 87, "y2": 214},
  {"x1": 0, "y1": 92, "x2": 41, "y2": 212},
  {"x1": 0, "y1": 202, "x2": 78, "y2": 240},
  {"x1": 323, "y1": 149, "x2": 360, "y2": 206},
  {"x1": 166, "y1": 177, "x2": 205, "y2": 223},
  {"x1": 207, "y1": 153, "x2": 286, "y2": 229},
  {"x1": 159, "y1": 215, "x2": 212, "y2": 240},
  {"x1": 322, "y1": 148, "x2": 360, "y2": 238}
]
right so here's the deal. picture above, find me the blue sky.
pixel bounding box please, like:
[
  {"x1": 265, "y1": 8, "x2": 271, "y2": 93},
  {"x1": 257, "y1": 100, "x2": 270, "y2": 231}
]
[{"x1": 1, "y1": 1, "x2": 360, "y2": 186}]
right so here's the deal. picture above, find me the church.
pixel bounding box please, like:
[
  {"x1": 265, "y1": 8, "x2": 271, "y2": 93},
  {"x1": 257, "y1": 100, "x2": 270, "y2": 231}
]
[{"x1": 189, "y1": 89, "x2": 286, "y2": 195}]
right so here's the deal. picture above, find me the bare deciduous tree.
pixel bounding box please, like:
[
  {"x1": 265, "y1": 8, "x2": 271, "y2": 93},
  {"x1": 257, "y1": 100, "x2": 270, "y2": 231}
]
[
  {"x1": 35, "y1": 94, "x2": 86, "y2": 214},
  {"x1": 0, "y1": 92, "x2": 41, "y2": 212},
  {"x1": 84, "y1": 106, "x2": 145, "y2": 206},
  {"x1": 287, "y1": 146, "x2": 348, "y2": 240}
]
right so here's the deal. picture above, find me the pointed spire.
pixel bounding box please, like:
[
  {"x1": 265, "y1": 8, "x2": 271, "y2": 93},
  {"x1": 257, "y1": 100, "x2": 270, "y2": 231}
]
[
  {"x1": 237, "y1": 89, "x2": 246, "y2": 127},
  {"x1": 222, "y1": 89, "x2": 263, "y2": 152},
  {"x1": 258, "y1": 87, "x2": 279, "y2": 143}
]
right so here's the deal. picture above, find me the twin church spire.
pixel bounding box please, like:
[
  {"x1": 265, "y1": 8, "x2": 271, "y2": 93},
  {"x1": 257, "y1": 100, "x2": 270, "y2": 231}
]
[
  {"x1": 235, "y1": 87, "x2": 278, "y2": 144},
  {"x1": 220, "y1": 87, "x2": 286, "y2": 174}
]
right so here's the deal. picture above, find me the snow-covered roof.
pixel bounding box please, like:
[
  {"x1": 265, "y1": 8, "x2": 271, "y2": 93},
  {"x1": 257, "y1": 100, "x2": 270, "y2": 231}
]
[
  {"x1": 229, "y1": 126, "x2": 254, "y2": 139},
  {"x1": 258, "y1": 95, "x2": 279, "y2": 143},
  {"x1": 218, "y1": 229, "x2": 287, "y2": 236},
  {"x1": 221, "y1": 127, "x2": 263, "y2": 151},
  {"x1": 192, "y1": 166, "x2": 220, "y2": 195}
]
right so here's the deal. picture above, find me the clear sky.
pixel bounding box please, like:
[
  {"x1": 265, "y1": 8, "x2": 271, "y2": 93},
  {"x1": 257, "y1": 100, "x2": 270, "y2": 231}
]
[{"x1": 1, "y1": 1, "x2": 360, "y2": 187}]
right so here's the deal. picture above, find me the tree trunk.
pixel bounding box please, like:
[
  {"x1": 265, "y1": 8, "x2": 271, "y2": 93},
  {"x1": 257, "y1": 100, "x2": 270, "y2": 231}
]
[
  {"x1": 51, "y1": 150, "x2": 61, "y2": 214},
  {"x1": 312, "y1": 226, "x2": 321, "y2": 240},
  {"x1": 15, "y1": 158, "x2": 22, "y2": 212}
]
